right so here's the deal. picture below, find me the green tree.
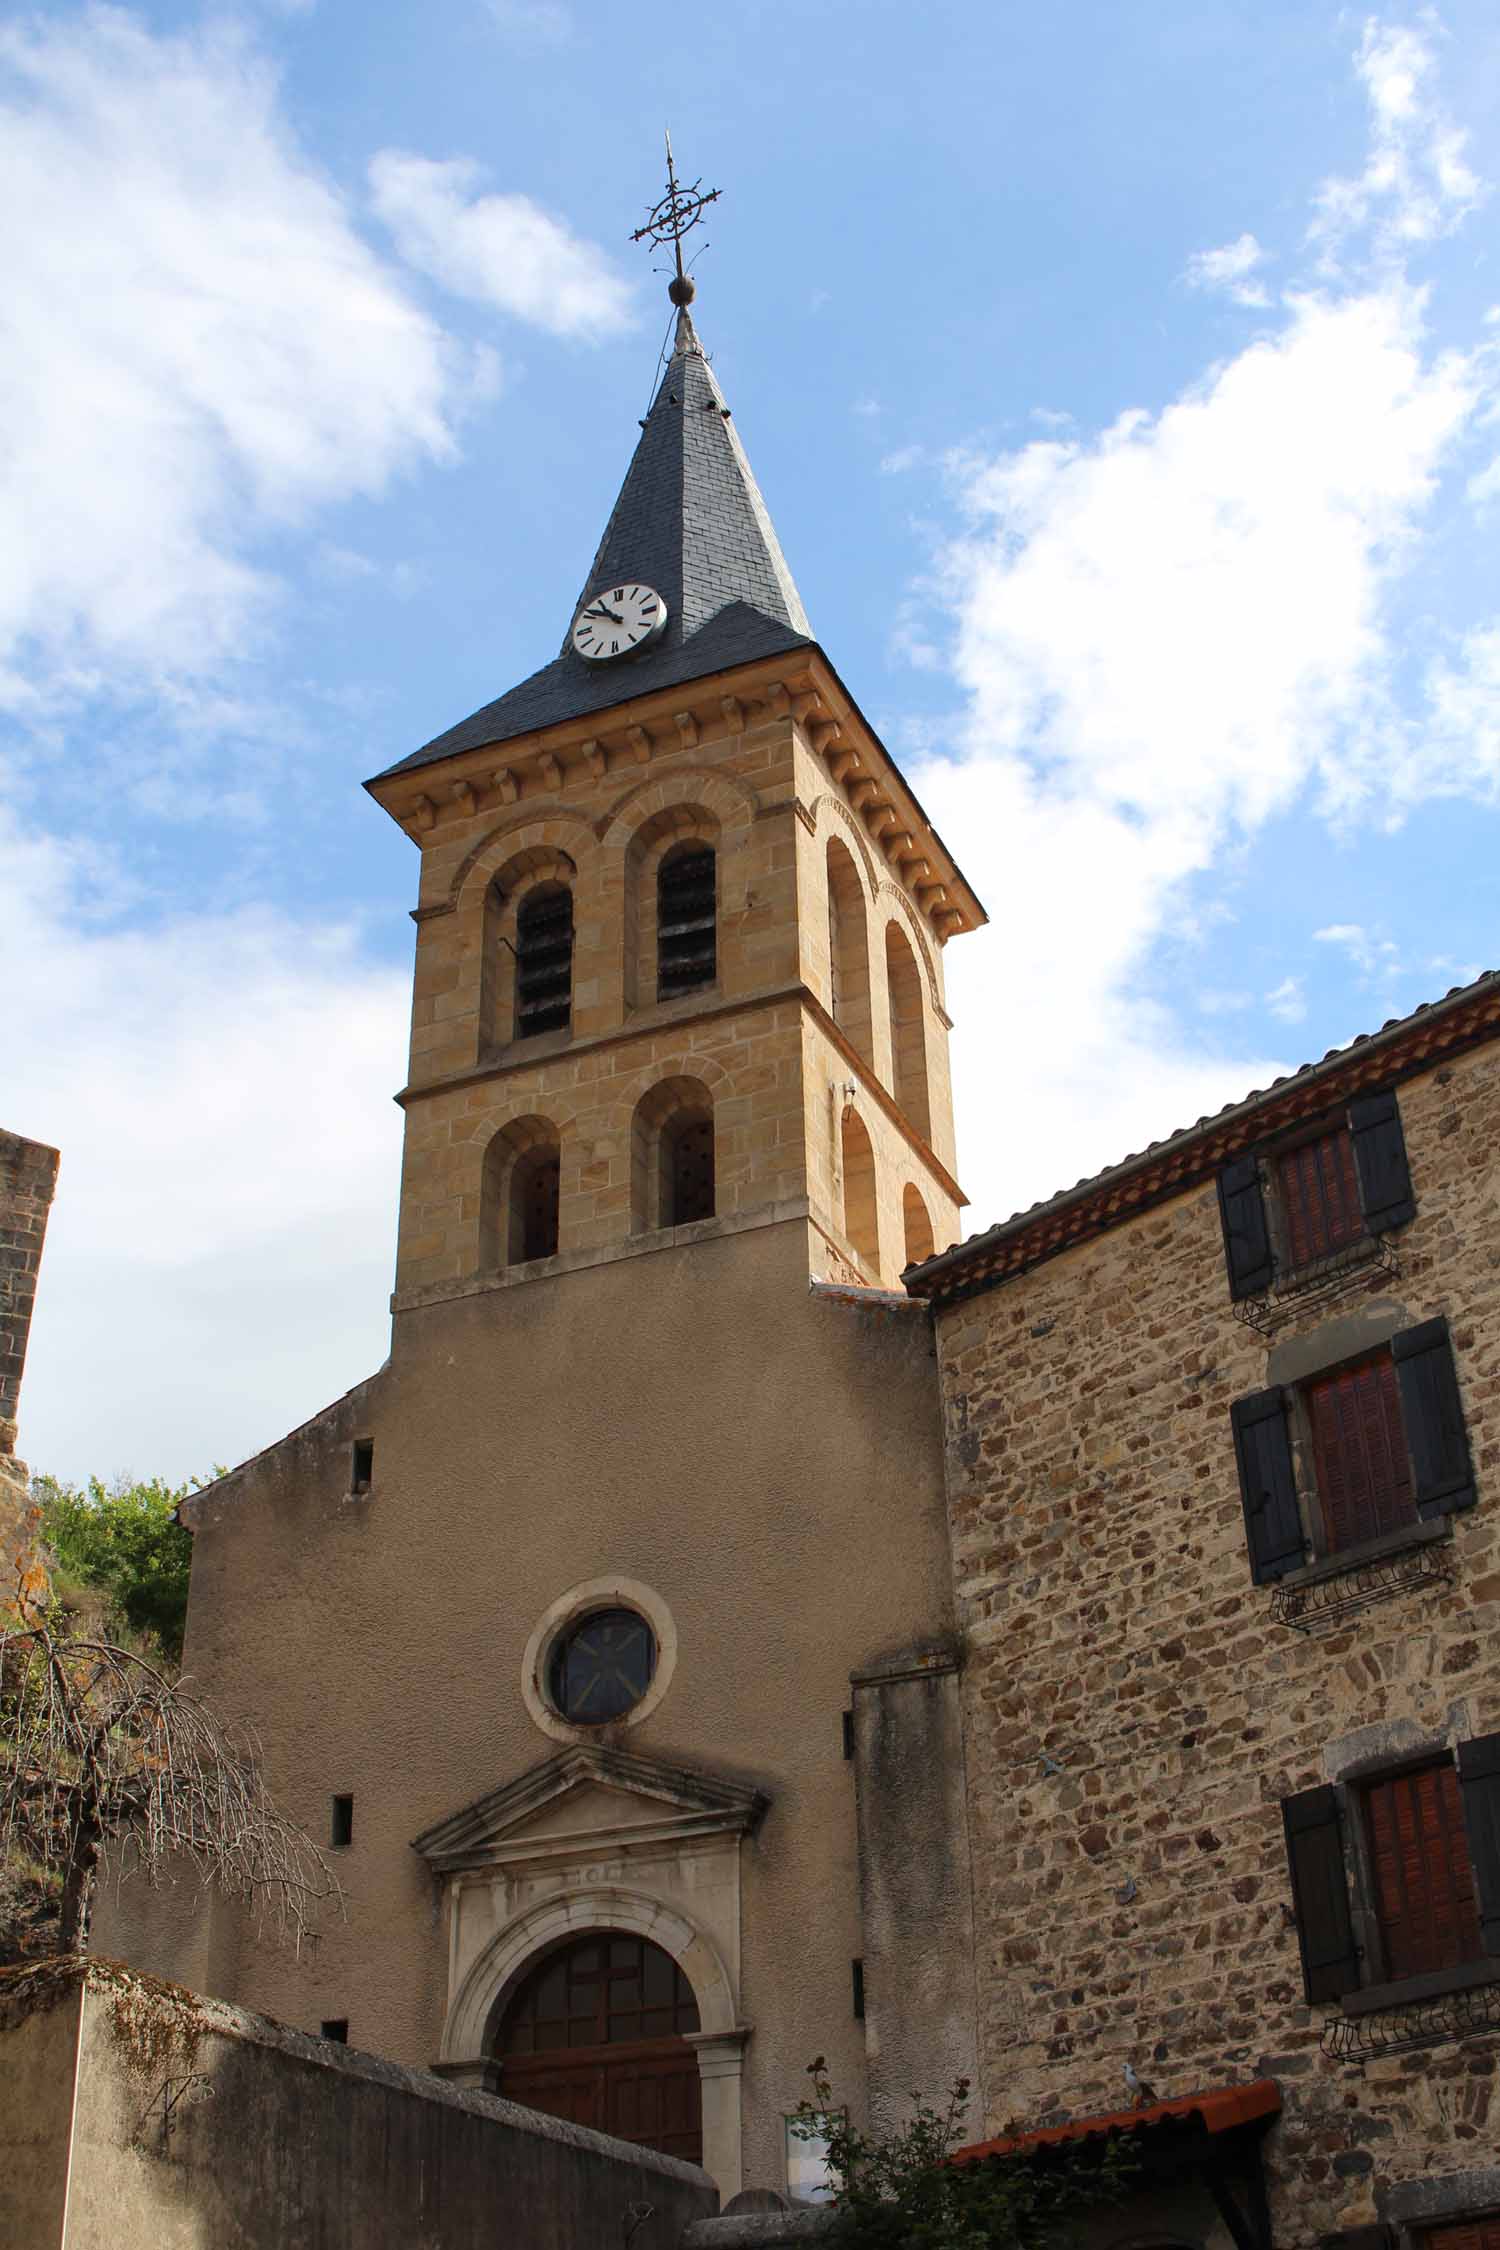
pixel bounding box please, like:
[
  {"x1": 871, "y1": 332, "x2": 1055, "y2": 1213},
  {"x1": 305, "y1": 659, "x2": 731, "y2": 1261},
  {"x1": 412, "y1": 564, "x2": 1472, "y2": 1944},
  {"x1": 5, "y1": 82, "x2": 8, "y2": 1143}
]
[
  {"x1": 791, "y1": 2060, "x2": 1136, "y2": 2249},
  {"x1": 32, "y1": 1473, "x2": 198, "y2": 1662}
]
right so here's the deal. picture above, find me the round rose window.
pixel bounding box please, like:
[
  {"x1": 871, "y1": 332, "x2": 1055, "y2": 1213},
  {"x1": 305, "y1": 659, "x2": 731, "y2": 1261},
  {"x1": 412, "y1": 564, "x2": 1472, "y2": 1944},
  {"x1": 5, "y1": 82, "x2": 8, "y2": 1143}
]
[{"x1": 548, "y1": 1608, "x2": 657, "y2": 1724}]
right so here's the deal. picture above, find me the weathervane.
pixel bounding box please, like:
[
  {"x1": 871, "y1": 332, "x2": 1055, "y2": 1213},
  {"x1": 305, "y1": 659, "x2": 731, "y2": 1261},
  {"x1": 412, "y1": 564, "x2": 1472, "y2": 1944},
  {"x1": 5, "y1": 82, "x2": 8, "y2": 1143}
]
[{"x1": 631, "y1": 131, "x2": 720, "y2": 307}]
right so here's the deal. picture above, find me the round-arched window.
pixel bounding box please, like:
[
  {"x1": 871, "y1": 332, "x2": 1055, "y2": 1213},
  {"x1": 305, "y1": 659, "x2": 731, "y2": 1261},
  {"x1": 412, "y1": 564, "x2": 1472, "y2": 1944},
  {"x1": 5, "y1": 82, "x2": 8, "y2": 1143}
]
[{"x1": 548, "y1": 1608, "x2": 657, "y2": 1724}]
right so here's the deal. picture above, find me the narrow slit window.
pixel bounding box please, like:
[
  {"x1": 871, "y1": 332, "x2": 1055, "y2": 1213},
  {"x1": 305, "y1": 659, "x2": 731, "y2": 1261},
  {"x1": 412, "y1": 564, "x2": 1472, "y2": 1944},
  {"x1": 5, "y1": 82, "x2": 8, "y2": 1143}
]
[
  {"x1": 515, "y1": 884, "x2": 573, "y2": 1038},
  {"x1": 351, "y1": 1439, "x2": 373, "y2": 1494},
  {"x1": 657, "y1": 844, "x2": 717, "y2": 1000},
  {"x1": 851, "y1": 1959, "x2": 865, "y2": 2020},
  {"x1": 330, "y1": 1794, "x2": 354, "y2": 1849}
]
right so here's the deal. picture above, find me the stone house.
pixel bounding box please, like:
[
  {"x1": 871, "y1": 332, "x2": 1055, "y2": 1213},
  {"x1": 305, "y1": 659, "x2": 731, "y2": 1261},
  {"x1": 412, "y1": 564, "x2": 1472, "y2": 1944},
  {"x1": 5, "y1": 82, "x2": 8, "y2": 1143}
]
[
  {"x1": 98, "y1": 261, "x2": 1500, "y2": 2247},
  {"x1": 909, "y1": 971, "x2": 1500, "y2": 2247}
]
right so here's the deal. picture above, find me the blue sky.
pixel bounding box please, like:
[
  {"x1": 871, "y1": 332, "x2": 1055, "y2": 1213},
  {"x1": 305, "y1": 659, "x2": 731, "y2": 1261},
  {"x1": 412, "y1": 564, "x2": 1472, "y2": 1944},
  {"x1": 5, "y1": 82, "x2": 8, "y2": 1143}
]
[{"x1": 6, "y1": 0, "x2": 1500, "y2": 1482}]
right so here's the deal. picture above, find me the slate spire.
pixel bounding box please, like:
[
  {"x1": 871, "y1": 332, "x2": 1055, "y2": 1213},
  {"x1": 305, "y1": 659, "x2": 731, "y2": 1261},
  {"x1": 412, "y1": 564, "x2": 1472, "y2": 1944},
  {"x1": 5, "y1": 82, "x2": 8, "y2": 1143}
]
[
  {"x1": 567, "y1": 305, "x2": 810, "y2": 654},
  {"x1": 376, "y1": 308, "x2": 814, "y2": 780}
]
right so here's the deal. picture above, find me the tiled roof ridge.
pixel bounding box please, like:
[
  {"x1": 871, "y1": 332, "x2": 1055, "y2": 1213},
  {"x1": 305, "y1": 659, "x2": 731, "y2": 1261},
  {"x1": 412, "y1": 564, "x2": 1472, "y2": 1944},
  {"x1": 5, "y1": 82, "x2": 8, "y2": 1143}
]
[{"x1": 906, "y1": 966, "x2": 1500, "y2": 1305}]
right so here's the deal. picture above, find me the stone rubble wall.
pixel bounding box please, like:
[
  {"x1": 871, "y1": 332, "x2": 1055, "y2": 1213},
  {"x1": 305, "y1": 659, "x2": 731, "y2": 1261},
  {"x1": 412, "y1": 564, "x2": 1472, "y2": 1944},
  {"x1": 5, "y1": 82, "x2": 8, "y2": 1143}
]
[{"x1": 934, "y1": 1035, "x2": 1500, "y2": 2245}]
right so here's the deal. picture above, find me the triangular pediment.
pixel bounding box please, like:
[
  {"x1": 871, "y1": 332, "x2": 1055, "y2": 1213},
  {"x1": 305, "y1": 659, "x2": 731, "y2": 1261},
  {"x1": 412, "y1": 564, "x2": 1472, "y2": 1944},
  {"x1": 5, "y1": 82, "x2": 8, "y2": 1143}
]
[{"x1": 411, "y1": 1744, "x2": 768, "y2": 1874}]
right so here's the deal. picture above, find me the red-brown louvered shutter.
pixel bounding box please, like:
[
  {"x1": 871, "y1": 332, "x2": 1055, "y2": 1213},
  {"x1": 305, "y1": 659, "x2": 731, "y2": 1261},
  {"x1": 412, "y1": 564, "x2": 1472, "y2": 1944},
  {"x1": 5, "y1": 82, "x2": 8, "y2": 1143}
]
[
  {"x1": 1421, "y1": 2221, "x2": 1500, "y2": 2249},
  {"x1": 1279, "y1": 1125, "x2": 1365, "y2": 1268},
  {"x1": 1363, "y1": 1763, "x2": 1483, "y2": 1981},
  {"x1": 1305, "y1": 1355, "x2": 1415, "y2": 1554}
]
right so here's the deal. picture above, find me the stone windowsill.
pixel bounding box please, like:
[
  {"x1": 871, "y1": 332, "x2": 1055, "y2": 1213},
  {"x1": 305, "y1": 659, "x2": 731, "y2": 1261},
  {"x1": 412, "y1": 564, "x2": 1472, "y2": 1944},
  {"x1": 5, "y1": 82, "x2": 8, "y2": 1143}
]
[
  {"x1": 1275, "y1": 1516, "x2": 1452, "y2": 1594},
  {"x1": 1343, "y1": 1954, "x2": 1500, "y2": 2019}
]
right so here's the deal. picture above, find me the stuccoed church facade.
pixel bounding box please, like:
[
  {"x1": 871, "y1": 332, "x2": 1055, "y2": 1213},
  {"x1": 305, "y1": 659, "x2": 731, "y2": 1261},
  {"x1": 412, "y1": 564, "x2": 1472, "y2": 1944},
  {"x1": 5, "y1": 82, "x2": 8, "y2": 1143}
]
[{"x1": 107, "y1": 201, "x2": 1500, "y2": 2248}]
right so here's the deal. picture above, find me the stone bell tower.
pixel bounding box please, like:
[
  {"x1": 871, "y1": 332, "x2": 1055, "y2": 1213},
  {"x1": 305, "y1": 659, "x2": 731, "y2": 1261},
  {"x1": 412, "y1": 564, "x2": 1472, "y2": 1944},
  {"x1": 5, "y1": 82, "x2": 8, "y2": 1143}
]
[
  {"x1": 366, "y1": 300, "x2": 984, "y2": 1303},
  {"x1": 114, "y1": 169, "x2": 989, "y2": 2209}
]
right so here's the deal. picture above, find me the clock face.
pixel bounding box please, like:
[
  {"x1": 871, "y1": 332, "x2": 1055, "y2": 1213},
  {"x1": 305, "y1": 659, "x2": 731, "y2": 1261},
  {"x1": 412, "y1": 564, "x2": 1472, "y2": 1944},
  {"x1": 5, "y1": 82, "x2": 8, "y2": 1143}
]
[{"x1": 571, "y1": 582, "x2": 668, "y2": 664}]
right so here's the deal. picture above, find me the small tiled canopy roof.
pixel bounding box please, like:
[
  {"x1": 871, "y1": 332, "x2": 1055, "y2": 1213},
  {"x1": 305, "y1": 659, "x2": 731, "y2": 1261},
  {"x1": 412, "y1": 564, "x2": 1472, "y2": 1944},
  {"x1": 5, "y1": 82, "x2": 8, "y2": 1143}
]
[{"x1": 950, "y1": 2078, "x2": 1281, "y2": 2164}]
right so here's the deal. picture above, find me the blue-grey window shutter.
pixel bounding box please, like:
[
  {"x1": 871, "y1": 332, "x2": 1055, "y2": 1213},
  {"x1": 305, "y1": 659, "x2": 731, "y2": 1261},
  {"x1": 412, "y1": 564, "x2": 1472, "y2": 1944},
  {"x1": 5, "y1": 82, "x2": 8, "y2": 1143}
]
[
  {"x1": 1457, "y1": 1732, "x2": 1500, "y2": 1959},
  {"x1": 1392, "y1": 1317, "x2": 1476, "y2": 1518},
  {"x1": 1231, "y1": 1388, "x2": 1304, "y2": 1582},
  {"x1": 1281, "y1": 1785, "x2": 1359, "y2": 2003},
  {"x1": 1348, "y1": 1089, "x2": 1415, "y2": 1233},
  {"x1": 1217, "y1": 1155, "x2": 1273, "y2": 1299}
]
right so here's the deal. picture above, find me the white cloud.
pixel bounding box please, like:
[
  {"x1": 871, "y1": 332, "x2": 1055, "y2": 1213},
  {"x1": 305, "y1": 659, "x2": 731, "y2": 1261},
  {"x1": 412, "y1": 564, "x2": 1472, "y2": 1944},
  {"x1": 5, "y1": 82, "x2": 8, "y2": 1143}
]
[
  {"x1": 0, "y1": 6, "x2": 479, "y2": 707},
  {"x1": 3, "y1": 806, "x2": 408, "y2": 1485},
  {"x1": 1309, "y1": 17, "x2": 1482, "y2": 269},
  {"x1": 1314, "y1": 922, "x2": 1403, "y2": 978},
  {"x1": 1185, "y1": 232, "x2": 1272, "y2": 308},
  {"x1": 369, "y1": 154, "x2": 634, "y2": 342},
  {"x1": 909, "y1": 14, "x2": 1498, "y2": 1228}
]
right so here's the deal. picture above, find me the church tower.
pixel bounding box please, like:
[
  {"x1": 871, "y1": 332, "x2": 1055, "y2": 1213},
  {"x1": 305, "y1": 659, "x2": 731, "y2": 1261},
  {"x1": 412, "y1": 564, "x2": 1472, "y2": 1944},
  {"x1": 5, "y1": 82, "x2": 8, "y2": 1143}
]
[
  {"x1": 367, "y1": 293, "x2": 983, "y2": 1299},
  {"x1": 108, "y1": 169, "x2": 987, "y2": 2208}
]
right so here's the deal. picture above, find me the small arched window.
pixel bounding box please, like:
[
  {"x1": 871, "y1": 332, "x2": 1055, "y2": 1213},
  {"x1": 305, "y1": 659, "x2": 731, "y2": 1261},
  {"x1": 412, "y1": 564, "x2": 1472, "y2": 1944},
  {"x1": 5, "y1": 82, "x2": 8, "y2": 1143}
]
[
  {"x1": 515, "y1": 883, "x2": 573, "y2": 1038},
  {"x1": 826, "y1": 839, "x2": 874, "y2": 1070},
  {"x1": 657, "y1": 844, "x2": 717, "y2": 1001},
  {"x1": 840, "y1": 1107, "x2": 880, "y2": 1276},
  {"x1": 885, "y1": 922, "x2": 931, "y2": 1141},
  {"x1": 631, "y1": 1077, "x2": 715, "y2": 1233},
  {"x1": 482, "y1": 1117, "x2": 561, "y2": 1268}
]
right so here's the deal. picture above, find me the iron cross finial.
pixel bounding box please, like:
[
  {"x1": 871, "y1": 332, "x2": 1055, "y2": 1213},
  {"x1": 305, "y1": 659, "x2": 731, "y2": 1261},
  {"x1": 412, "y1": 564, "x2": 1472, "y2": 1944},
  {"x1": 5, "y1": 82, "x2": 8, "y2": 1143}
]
[{"x1": 630, "y1": 130, "x2": 721, "y2": 307}]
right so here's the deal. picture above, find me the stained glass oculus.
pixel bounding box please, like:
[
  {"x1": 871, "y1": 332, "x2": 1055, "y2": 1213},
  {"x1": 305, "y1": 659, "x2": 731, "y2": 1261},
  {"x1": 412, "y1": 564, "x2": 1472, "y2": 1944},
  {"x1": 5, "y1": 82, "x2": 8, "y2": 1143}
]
[{"x1": 549, "y1": 1608, "x2": 657, "y2": 1723}]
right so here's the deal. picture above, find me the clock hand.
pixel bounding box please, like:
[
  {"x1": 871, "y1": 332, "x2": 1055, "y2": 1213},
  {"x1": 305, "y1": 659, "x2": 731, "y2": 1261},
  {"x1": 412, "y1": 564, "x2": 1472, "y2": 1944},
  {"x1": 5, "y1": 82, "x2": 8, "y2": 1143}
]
[{"x1": 584, "y1": 602, "x2": 624, "y2": 624}]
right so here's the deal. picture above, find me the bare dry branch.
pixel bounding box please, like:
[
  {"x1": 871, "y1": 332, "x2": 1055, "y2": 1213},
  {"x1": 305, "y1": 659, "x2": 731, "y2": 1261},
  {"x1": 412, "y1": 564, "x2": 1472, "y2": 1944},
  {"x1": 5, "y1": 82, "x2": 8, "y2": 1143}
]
[{"x1": 1, "y1": 1609, "x2": 339, "y2": 1954}]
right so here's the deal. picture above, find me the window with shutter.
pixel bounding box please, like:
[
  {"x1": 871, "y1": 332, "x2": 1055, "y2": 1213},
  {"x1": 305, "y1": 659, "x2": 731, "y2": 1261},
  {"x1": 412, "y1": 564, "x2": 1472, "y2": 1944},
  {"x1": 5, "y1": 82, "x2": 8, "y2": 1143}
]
[
  {"x1": 657, "y1": 844, "x2": 717, "y2": 1001},
  {"x1": 1456, "y1": 1733, "x2": 1500, "y2": 1958},
  {"x1": 1362, "y1": 1762, "x2": 1483, "y2": 1981},
  {"x1": 1305, "y1": 1354, "x2": 1416, "y2": 1554},
  {"x1": 1214, "y1": 1085, "x2": 1415, "y2": 1301},
  {"x1": 1421, "y1": 2222, "x2": 1500, "y2": 2250}
]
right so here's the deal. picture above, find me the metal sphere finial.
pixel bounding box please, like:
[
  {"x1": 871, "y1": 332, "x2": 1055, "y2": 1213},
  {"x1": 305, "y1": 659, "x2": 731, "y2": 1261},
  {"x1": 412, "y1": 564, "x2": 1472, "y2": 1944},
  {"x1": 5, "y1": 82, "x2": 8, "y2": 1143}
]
[{"x1": 631, "y1": 130, "x2": 719, "y2": 308}]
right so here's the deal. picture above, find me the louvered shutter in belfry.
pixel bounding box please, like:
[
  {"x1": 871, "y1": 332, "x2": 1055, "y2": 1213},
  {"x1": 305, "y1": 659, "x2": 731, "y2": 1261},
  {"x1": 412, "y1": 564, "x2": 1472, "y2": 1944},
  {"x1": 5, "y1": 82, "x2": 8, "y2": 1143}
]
[
  {"x1": 1230, "y1": 1389, "x2": 1305, "y2": 1582},
  {"x1": 1348, "y1": 1089, "x2": 1416, "y2": 1233},
  {"x1": 1457, "y1": 1733, "x2": 1500, "y2": 1959},
  {"x1": 1392, "y1": 1318, "x2": 1477, "y2": 1518},
  {"x1": 1281, "y1": 1785, "x2": 1359, "y2": 2003},
  {"x1": 1217, "y1": 1155, "x2": 1273, "y2": 1299}
]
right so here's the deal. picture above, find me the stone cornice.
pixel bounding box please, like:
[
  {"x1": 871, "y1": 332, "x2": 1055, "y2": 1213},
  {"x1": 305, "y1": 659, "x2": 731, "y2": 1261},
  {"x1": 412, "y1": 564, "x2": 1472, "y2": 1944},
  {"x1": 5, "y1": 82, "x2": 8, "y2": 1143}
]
[{"x1": 365, "y1": 649, "x2": 984, "y2": 949}]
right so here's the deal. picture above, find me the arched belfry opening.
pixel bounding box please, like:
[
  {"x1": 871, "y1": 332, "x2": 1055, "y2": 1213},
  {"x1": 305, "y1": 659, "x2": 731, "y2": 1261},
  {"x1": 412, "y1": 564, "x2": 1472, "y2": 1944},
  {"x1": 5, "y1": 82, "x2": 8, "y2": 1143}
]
[
  {"x1": 515, "y1": 883, "x2": 574, "y2": 1039},
  {"x1": 657, "y1": 842, "x2": 717, "y2": 1000},
  {"x1": 884, "y1": 921, "x2": 931, "y2": 1141},
  {"x1": 902, "y1": 1183, "x2": 935, "y2": 1268},
  {"x1": 481, "y1": 1117, "x2": 562, "y2": 1267},
  {"x1": 826, "y1": 838, "x2": 874, "y2": 1071},
  {"x1": 632, "y1": 1078, "x2": 715, "y2": 1232},
  {"x1": 489, "y1": 1930, "x2": 702, "y2": 2163},
  {"x1": 840, "y1": 1106, "x2": 880, "y2": 1276}
]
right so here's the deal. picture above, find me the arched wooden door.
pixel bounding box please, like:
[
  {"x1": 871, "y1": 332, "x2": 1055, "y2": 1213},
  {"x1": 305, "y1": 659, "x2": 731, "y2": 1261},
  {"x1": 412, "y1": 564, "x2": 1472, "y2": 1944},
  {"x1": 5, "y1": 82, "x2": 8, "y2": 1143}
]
[{"x1": 491, "y1": 1931, "x2": 703, "y2": 2163}]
